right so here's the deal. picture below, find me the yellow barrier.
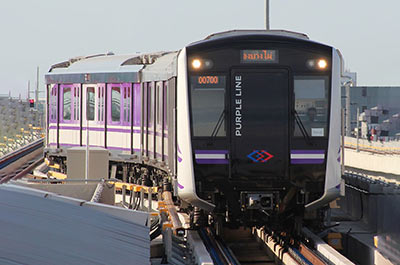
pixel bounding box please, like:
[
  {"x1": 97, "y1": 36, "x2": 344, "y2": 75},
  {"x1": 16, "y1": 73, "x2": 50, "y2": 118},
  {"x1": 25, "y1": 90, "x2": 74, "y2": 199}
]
[
  {"x1": 45, "y1": 158, "x2": 60, "y2": 170},
  {"x1": 48, "y1": 171, "x2": 67, "y2": 180},
  {"x1": 107, "y1": 181, "x2": 158, "y2": 193}
]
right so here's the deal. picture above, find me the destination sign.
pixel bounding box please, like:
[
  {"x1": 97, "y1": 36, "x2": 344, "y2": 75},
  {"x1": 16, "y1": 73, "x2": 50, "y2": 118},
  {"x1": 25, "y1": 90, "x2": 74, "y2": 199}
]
[
  {"x1": 191, "y1": 76, "x2": 226, "y2": 90},
  {"x1": 240, "y1": 50, "x2": 278, "y2": 63}
]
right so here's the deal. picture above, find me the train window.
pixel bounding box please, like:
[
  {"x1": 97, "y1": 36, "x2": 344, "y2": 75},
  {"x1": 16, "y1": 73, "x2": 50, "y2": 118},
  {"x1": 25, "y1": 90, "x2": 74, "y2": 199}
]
[
  {"x1": 111, "y1": 87, "x2": 121, "y2": 122},
  {"x1": 123, "y1": 86, "x2": 131, "y2": 123},
  {"x1": 148, "y1": 83, "x2": 154, "y2": 126},
  {"x1": 156, "y1": 82, "x2": 163, "y2": 126},
  {"x1": 98, "y1": 86, "x2": 105, "y2": 122},
  {"x1": 164, "y1": 82, "x2": 168, "y2": 129},
  {"x1": 294, "y1": 76, "x2": 329, "y2": 137},
  {"x1": 74, "y1": 87, "x2": 80, "y2": 121},
  {"x1": 50, "y1": 85, "x2": 57, "y2": 122},
  {"x1": 63, "y1": 87, "x2": 71, "y2": 121},
  {"x1": 87, "y1": 87, "x2": 95, "y2": 121},
  {"x1": 190, "y1": 76, "x2": 226, "y2": 137}
]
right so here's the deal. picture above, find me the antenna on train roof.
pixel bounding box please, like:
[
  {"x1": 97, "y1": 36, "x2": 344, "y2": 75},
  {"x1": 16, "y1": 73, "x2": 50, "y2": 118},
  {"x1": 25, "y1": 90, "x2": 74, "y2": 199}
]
[{"x1": 265, "y1": 0, "x2": 270, "y2": 30}]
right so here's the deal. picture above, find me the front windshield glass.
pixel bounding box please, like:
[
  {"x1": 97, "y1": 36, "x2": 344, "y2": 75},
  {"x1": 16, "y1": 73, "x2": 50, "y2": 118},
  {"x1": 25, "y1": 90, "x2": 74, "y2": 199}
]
[
  {"x1": 294, "y1": 76, "x2": 329, "y2": 137},
  {"x1": 190, "y1": 75, "x2": 226, "y2": 137}
]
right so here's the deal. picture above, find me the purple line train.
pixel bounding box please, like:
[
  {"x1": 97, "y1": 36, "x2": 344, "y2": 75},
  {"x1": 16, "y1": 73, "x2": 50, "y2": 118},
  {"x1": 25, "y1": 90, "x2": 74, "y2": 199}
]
[{"x1": 45, "y1": 30, "x2": 343, "y2": 229}]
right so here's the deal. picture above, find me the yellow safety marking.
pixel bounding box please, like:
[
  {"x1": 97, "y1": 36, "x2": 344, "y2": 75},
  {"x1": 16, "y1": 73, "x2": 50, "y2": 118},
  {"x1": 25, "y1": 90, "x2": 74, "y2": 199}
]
[
  {"x1": 48, "y1": 171, "x2": 67, "y2": 180},
  {"x1": 345, "y1": 142, "x2": 400, "y2": 152},
  {"x1": 159, "y1": 208, "x2": 168, "y2": 213},
  {"x1": 45, "y1": 158, "x2": 60, "y2": 169},
  {"x1": 374, "y1": 236, "x2": 379, "y2": 247},
  {"x1": 107, "y1": 181, "x2": 158, "y2": 193},
  {"x1": 162, "y1": 223, "x2": 173, "y2": 230},
  {"x1": 150, "y1": 212, "x2": 159, "y2": 216}
]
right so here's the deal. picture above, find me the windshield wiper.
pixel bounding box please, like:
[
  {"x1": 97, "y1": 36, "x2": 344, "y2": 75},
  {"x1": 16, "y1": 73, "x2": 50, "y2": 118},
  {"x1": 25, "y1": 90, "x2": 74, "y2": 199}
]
[
  {"x1": 211, "y1": 110, "x2": 226, "y2": 137},
  {"x1": 293, "y1": 110, "x2": 313, "y2": 145}
]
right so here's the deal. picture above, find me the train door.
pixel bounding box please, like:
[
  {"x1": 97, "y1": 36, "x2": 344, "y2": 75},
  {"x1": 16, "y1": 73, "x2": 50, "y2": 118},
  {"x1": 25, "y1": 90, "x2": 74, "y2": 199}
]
[
  {"x1": 48, "y1": 84, "x2": 58, "y2": 148},
  {"x1": 58, "y1": 84, "x2": 80, "y2": 147},
  {"x1": 122, "y1": 84, "x2": 132, "y2": 153},
  {"x1": 82, "y1": 84, "x2": 105, "y2": 148},
  {"x1": 106, "y1": 83, "x2": 131, "y2": 153},
  {"x1": 230, "y1": 69, "x2": 289, "y2": 181},
  {"x1": 132, "y1": 83, "x2": 141, "y2": 155},
  {"x1": 147, "y1": 82, "x2": 155, "y2": 159}
]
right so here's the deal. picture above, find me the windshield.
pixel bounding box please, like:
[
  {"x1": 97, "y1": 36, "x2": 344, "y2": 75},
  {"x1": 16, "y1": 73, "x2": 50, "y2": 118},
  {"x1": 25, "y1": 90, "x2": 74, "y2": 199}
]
[
  {"x1": 190, "y1": 75, "x2": 226, "y2": 137},
  {"x1": 294, "y1": 76, "x2": 329, "y2": 137}
]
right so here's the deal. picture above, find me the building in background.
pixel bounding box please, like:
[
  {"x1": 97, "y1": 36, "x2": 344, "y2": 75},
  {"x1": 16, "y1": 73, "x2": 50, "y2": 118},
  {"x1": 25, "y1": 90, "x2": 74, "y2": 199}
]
[{"x1": 341, "y1": 86, "x2": 400, "y2": 139}]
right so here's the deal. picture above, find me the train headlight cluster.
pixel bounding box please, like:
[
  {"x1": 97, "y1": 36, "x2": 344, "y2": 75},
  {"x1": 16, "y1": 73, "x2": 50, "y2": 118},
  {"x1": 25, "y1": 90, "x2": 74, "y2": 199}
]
[
  {"x1": 190, "y1": 58, "x2": 213, "y2": 70},
  {"x1": 192, "y1": 59, "x2": 202, "y2": 69},
  {"x1": 318, "y1": 59, "x2": 327, "y2": 69},
  {"x1": 306, "y1": 58, "x2": 328, "y2": 70}
]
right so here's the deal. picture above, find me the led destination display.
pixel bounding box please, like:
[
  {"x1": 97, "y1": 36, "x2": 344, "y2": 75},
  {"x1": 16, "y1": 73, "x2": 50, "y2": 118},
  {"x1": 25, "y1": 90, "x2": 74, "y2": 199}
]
[{"x1": 241, "y1": 50, "x2": 278, "y2": 63}]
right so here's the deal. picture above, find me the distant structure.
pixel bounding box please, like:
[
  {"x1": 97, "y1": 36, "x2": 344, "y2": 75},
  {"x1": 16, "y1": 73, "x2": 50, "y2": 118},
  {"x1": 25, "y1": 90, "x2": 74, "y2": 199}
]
[{"x1": 342, "y1": 86, "x2": 400, "y2": 139}]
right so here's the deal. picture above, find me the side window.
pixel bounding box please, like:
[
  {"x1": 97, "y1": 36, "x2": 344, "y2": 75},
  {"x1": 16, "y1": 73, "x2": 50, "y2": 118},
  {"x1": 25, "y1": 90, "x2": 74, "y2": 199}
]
[
  {"x1": 87, "y1": 87, "x2": 95, "y2": 121},
  {"x1": 123, "y1": 86, "x2": 131, "y2": 123},
  {"x1": 156, "y1": 82, "x2": 162, "y2": 126},
  {"x1": 164, "y1": 82, "x2": 168, "y2": 129},
  {"x1": 73, "y1": 87, "x2": 80, "y2": 121},
  {"x1": 97, "y1": 86, "x2": 105, "y2": 122},
  {"x1": 50, "y1": 85, "x2": 57, "y2": 122},
  {"x1": 63, "y1": 87, "x2": 71, "y2": 121},
  {"x1": 148, "y1": 83, "x2": 154, "y2": 126},
  {"x1": 133, "y1": 84, "x2": 141, "y2": 126},
  {"x1": 111, "y1": 87, "x2": 121, "y2": 122}
]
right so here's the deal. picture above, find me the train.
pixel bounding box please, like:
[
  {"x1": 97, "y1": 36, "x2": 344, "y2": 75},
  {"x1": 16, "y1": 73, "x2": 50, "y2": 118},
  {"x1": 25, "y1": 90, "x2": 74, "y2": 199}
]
[{"x1": 45, "y1": 30, "x2": 342, "y2": 228}]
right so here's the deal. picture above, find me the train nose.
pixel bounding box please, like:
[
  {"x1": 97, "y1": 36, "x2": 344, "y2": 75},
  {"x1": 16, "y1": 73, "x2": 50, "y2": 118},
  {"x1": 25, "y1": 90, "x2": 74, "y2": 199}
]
[{"x1": 230, "y1": 70, "x2": 289, "y2": 182}]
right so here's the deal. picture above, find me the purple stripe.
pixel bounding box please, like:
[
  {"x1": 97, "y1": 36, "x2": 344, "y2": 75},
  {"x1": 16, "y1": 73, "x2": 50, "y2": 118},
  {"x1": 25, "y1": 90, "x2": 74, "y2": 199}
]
[
  {"x1": 291, "y1": 150, "x2": 325, "y2": 154},
  {"x1": 195, "y1": 150, "x2": 229, "y2": 154},
  {"x1": 177, "y1": 156, "x2": 183, "y2": 163},
  {"x1": 291, "y1": 159, "x2": 325, "y2": 164},
  {"x1": 196, "y1": 159, "x2": 229, "y2": 164},
  {"x1": 51, "y1": 126, "x2": 167, "y2": 136},
  {"x1": 50, "y1": 144, "x2": 169, "y2": 159},
  {"x1": 108, "y1": 146, "x2": 131, "y2": 151}
]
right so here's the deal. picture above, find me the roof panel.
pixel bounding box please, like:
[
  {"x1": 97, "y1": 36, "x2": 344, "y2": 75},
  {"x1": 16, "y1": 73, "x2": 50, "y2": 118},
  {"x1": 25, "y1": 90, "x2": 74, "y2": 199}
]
[{"x1": 0, "y1": 184, "x2": 150, "y2": 265}]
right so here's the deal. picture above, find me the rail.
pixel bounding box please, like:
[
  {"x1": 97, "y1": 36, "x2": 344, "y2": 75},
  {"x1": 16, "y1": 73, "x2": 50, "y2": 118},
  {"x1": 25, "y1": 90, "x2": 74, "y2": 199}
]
[
  {"x1": 0, "y1": 138, "x2": 44, "y2": 184},
  {"x1": 0, "y1": 138, "x2": 43, "y2": 171}
]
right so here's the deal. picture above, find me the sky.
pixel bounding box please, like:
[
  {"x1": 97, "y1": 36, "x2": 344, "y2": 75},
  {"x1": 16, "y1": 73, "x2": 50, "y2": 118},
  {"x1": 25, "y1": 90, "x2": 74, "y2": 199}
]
[{"x1": 0, "y1": 0, "x2": 399, "y2": 98}]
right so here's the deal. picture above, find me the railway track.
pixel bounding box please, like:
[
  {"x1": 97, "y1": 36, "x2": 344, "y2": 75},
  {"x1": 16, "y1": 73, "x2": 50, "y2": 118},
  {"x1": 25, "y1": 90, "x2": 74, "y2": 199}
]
[
  {"x1": 177, "y1": 225, "x2": 352, "y2": 265},
  {"x1": 0, "y1": 138, "x2": 44, "y2": 183}
]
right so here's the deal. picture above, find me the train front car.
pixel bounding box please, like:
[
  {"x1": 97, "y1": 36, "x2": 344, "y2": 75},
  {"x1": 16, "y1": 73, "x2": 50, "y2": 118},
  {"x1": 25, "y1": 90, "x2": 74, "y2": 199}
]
[{"x1": 177, "y1": 30, "x2": 341, "y2": 228}]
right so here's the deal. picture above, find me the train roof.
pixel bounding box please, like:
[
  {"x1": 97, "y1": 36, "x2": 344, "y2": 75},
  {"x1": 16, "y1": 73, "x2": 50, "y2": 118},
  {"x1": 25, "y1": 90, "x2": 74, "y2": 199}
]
[
  {"x1": 187, "y1": 29, "x2": 331, "y2": 50},
  {"x1": 46, "y1": 51, "x2": 178, "y2": 84},
  {"x1": 205, "y1": 30, "x2": 309, "y2": 41}
]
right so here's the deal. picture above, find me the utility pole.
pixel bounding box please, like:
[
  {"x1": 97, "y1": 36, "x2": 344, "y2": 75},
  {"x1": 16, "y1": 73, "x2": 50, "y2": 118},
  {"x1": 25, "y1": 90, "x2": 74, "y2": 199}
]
[
  {"x1": 35, "y1": 67, "x2": 39, "y2": 105},
  {"x1": 28, "y1": 81, "x2": 30, "y2": 100},
  {"x1": 265, "y1": 0, "x2": 270, "y2": 30},
  {"x1": 36, "y1": 67, "x2": 39, "y2": 126}
]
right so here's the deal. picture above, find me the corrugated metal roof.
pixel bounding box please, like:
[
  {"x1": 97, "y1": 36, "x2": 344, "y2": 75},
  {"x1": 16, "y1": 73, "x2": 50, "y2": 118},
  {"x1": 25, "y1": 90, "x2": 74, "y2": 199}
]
[
  {"x1": 141, "y1": 51, "x2": 179, "y2": 82},
  {"x1": 0, "y1": 184, "x2": 150, "y2": 265},
  {"x1": 49, "y1": 54, "x2": 144, "y2": 74}
]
